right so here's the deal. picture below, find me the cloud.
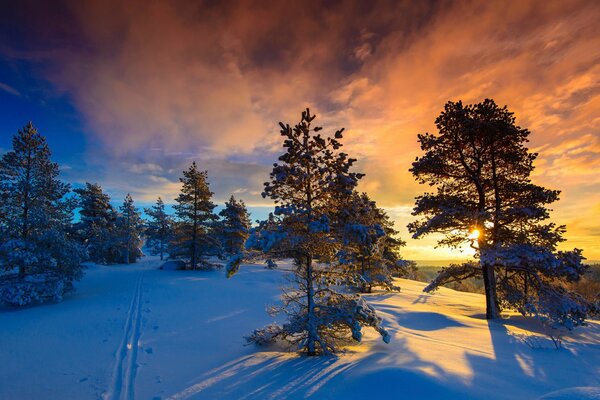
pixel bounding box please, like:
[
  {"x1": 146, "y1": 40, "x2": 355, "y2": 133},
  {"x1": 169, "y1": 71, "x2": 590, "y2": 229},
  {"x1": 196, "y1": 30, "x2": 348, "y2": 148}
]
[
  {"x1": 0, "y1": 82, "x2": 21, "y2": 96},
  {"x1": 1, "y1": 0, "x2": 598, "y2": 259},
  {"x1": 127, "y1": 163, "x2": 163, "y2": 174}
]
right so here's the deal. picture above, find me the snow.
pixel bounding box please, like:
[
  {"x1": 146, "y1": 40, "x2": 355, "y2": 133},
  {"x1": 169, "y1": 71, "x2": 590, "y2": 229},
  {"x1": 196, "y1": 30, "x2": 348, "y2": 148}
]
[{"x1": 0, "y1": 255, "x2": 598, "y2": 399}]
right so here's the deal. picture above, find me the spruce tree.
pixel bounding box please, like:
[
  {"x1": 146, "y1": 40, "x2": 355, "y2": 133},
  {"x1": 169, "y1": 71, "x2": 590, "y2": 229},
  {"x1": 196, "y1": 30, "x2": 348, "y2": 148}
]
[
  {"x1": 409, "y1": 99, "x2": 594, "y2": 328},
  {"x1": 74, "y1": 182, "x2": 118, "y2": 264},
  {"x1": 144, "y1": 197, "x2": 172, "y2": 260},
  {"x1": 233, "y1": 109, "x2": 390, "y2": 355},
  {"x1": 0, "y1": 122, "x2": 83, "y2": 305},
  {"x1": 116, "y1": 194, "x2": 143, "y2": 264},
  {"x1": 218, "y1": 195, "x2": 251, "y2": 256},
  {"x1": 338, "y1": 192, "x2": 405, "y2": 293},
  {"x1": 169, "y1": 162, "x2": 218, "y2": 270}
]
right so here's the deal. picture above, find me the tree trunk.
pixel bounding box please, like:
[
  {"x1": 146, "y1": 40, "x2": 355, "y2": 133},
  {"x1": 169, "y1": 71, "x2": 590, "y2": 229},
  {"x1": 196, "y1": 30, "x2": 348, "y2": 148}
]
[
  {"x1": 482, "y1": 262, "x2": 500, "y2": 319},
  {"x1": 191, "y1": 233, "x2": 197, "y2": 270},
  {"x1": 306, "y1": 254, "x2": 317, "y2": 355},
  {"x1": 191, "y1": 196, "x2": 198, "y2": 270},
  {"x1": 361, "y1": 259, "x2": 366, "y2": 293},
  {"x1": 126, "y1": 233, "x2": 131, "y2": 264},
  {"x1": 19, "y1": 148, "x2": 32, "y2": 277}
]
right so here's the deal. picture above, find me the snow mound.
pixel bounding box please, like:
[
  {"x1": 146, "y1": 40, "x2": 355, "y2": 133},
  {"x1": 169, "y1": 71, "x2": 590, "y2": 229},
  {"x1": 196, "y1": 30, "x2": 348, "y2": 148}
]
[
  {"x1": 0, "y1": 273, "x2": 73, "y2": 306},
  {"x1": 160, "y1": 260, "x2": 186, "y2": 270}
]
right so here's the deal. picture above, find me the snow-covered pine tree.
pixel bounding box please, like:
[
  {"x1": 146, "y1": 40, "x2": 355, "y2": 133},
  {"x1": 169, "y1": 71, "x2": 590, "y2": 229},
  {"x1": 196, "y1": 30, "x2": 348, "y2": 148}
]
[
  {"x1": 338, "y1": 192, "x2": 406, "y2": 293},
  {"x1": 233, "y1": 109, "x2": 390, "y2": 355},
  {"x1": 218, "y1": 195, "x2": 251, "y2": 256},
  {"x1": 73, "y1": 182, "x2": 118, "y2": 264},
  {"x1": 409, "y1": 99, "x2": 595, "y2": 328},
  {"x1": 115, "y1": 194, "x2": 143, "y2": 264},
  {"x1": 0, "y1": 122, "x2": 83, "y2": 305},
  {"x1": 144, "y1": 197, "x2": 172, "y2": 260},
  {"x1": 169, "y1": 162, "x2": 219, "y2": 270}
]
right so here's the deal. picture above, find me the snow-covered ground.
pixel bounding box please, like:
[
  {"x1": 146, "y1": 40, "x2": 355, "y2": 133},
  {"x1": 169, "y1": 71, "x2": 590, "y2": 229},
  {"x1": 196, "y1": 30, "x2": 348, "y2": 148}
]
[{"x1": 0, "y1": 255, "x2": 598, "y2": 400}]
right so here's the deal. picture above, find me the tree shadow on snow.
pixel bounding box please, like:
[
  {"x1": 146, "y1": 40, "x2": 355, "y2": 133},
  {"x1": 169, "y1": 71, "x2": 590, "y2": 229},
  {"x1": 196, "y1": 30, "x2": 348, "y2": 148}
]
[
  {"x1": 412, "y1": 293, "x2": 431, "y2": 305},
  {"x1": 463, "y1": 318, "x2": 600, "y2": 399},
  {"x1": 374, "y1": 305, "x2": 468, "y2": 331},
  {"x1": 396, "y1": 311, "x2": 467, "y2": 331},
  {"x1": 165, "y1": 336, "x2": 477, "y2": 400},
  {"x1": 164, "y1": 305, "x2": 599, "y2": 399}
]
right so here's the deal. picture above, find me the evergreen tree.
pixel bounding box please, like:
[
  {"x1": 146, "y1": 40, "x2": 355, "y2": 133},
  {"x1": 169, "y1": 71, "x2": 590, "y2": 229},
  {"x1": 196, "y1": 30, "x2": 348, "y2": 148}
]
[
  {"x1": 232, "y1": 109, "x2": 390, "y2": 355},
  {"x1": 115, "y1": 194, "x2": 143, "y2": 264},
  {"x1": 74, "y1": 182, "x2": 118, "y2": 264},
  {"x1": 169, "y1": 162, "x2": 218, "y2": 270},
  {"x1": 338, "y1": 192, "x2": 405, "y2": 293},
  {"x1": 0, "y1": 122, "x2": 83, "y2": 305},
  {"x1": 409, "y1": 99, "x2": 594, "y2": 328},
  {"x1": 218, "y1": 195, "x2": 251, "y2": 256},
  {"x1": 144, "y1": 197, "x2": 172, "y2": 260}
]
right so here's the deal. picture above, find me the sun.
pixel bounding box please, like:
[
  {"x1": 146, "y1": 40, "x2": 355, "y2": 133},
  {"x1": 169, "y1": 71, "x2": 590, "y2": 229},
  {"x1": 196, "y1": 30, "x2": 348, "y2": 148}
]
[{"x1": 468, "y1": 229, "x2": 480, "y2": 240}]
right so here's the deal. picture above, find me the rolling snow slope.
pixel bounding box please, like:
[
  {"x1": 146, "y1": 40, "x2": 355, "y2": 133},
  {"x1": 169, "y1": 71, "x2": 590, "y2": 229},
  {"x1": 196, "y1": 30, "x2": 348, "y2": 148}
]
[{"x1": 0, "y1": 255, "x2": 598, "y2": 399}]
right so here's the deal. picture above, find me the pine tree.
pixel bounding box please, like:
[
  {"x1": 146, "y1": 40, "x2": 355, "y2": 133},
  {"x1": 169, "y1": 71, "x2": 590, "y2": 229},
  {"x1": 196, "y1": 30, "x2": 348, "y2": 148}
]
[
  {"x1": 74, "y1": 182, "x2": 118, "y2": 264},
  {"x1": 0, "y1": 122, "x2": 83, "y2": 305},
  {"x1": 233, "y1": 109, "x2": 390, "y2": 355},
  {"x1": 218, "y1": 195, "x2": 251, "y2": 256},
  {"x1": 169, "y1": 162, "x2": 218, "y2": 270},
  {"x1": 409, "y1": 99, "x2": 594, "y2": 328},
  {"x1": 116, "y1": 194, "x2": 143, "y2": 264},
  {"x1": 144, "y1": 197, "x2": 172, "y2": 260},
  {"x1": 338, "y1": 192, "x2": 405, "y2": 293}
]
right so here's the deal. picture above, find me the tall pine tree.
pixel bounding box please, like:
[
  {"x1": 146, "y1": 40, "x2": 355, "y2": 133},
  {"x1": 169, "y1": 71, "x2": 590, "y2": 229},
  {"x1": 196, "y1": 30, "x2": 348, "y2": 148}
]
[
  {"x1": 0, "y1": 122, "x2": 83, "y2": 305},
  {"x1": 169, "y1": 162, "x2": 218, "y2": 270},
  {"x1": 145, "y1": 197, "x2": 172, "y2": 260},
  {"x1": 409, "y1": 99, "x2": 594, "y2": 328},
  {"x1": 234, "y1": 109, "x2": 390, "y2": 355}
]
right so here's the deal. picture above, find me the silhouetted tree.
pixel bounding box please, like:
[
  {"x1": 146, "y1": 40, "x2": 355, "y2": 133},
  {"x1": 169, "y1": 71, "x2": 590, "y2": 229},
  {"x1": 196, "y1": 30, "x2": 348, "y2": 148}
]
[{"x1": 409, "y1": 99, "x2": 594, "y2": 328}]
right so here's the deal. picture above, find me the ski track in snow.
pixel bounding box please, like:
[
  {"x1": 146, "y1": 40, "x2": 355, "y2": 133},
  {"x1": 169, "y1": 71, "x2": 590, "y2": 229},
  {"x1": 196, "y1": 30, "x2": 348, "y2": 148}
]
[{"x1": 105, "y1": 271, "x2": 145, "y2": 400}]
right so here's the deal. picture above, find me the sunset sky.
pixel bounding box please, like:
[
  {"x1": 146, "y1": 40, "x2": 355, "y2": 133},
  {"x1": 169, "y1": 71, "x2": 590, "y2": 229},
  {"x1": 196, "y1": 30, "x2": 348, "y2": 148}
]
[{"x1": 0, "y1": 0, "x2": 598, "y2": 261}]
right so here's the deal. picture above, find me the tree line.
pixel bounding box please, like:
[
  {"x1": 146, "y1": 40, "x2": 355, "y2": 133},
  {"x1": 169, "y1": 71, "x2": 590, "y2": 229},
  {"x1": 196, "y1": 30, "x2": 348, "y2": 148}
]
[
  {"x1": 1, "y1": 99, "x2": 597, "y2": 356},
  {"x1": 0, "y1": 123, "x2": 255, "y2": 305}
]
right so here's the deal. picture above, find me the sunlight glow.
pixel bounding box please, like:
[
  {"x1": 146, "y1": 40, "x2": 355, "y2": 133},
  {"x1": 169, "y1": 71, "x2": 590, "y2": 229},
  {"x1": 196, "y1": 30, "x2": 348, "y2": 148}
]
[{"x1": 468, "y1": 229, "x2": 480, "y2": 240}]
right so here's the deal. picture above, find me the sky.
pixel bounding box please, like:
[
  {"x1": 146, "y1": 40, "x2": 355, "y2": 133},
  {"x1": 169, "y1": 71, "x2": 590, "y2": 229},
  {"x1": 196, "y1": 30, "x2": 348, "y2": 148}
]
[{"x1": 0, "y1": 0, "x2": 598, "y2": 261}]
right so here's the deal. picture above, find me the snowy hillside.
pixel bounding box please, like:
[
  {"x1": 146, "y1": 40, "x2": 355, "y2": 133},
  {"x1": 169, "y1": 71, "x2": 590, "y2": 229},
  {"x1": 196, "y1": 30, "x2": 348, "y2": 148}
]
[{"x1": 0, "y1": 256, "x2": 598, "y2": 400}]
